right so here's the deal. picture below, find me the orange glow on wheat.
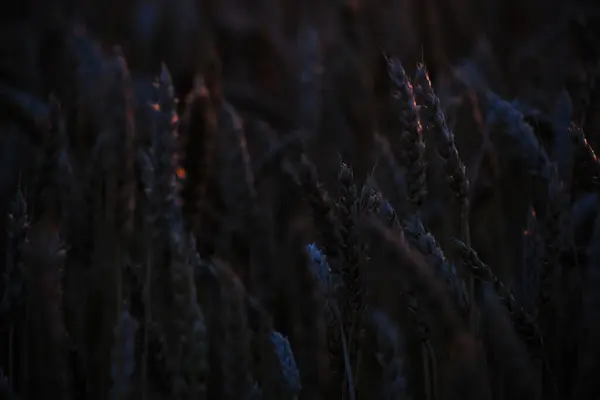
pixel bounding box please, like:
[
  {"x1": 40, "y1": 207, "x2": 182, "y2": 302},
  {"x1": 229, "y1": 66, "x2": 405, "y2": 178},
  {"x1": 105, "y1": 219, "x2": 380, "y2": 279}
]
[
  {"x1": 176, "y1": 168, "x2": 186, "y2": 179},
  {"x1": 583, "y1": 138, "x2": 598, "y2": 161},
  {"x1": 152, "y1": 103, "x2": 160, "y2": 111}
]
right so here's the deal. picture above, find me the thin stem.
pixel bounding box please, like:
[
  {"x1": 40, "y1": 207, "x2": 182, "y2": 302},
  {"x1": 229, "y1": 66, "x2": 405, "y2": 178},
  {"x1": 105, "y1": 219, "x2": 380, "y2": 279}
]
[{"x1": 330, "y1": 302, "x2": 356, "y2": 400}]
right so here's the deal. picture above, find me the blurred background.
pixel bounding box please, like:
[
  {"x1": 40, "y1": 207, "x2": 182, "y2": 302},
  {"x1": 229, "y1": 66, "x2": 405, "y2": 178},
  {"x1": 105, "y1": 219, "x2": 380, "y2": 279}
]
[{"x1": 2, "y1": 1, "x2": 600, "y2": 399}]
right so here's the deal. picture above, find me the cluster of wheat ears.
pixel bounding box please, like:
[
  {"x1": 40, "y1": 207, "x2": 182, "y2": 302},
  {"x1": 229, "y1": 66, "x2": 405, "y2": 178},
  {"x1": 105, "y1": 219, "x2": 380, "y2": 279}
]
[{"x1": 1, "y1": 4, "x2": 600, "y2": 400}]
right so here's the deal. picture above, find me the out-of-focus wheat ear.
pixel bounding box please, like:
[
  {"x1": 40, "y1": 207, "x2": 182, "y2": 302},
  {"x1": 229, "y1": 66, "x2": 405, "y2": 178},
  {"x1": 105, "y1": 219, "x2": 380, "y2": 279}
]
[
  {"x1": 64, "y1": 32, "x2": 107, "y2": 276},
  {"x1": 107, "y1": 51, "x2": 137, "y2": 241},
  {"x1": 365, "y1": 210, "x2": 439, "y2": 399},
  {"x1": 279, "y1": 230, "x2": 326, "y2": 400},
  {"x1": 244, "y1": 293, "x2": 285, "y2": 400},
  {"x1": 570, "y1": 123, "x2": 600, "y2": 193},
  {"x1": 106, "y1": 53, "x2": 137, "y2": 241},
  {"x1": 213, "y1": 102, "x2": 257, "y2": 274},
  {"x1": 403, "y1": 217, "x2": 470, "y2": 316},
  {"x1": 479, "y1": 283, "x2": 542, "y2": 400},
  {"x1": 453, "y1": 239, "x2": 544, "y2": 359},
  {"x1": 78, "y1": 47, "x2": 128, "y2": 398},
  {"x1": 134, "y1": 69, "x2": 171, "y2": 398},
  {"x1": 369, "y1": 309, "x2": 409, "y2": 400},
  {"x1": 305, "y1": 243, "x2": 345, "y2": 398},
  {"x1": 483, "y1": 91, "x2": 552, "y2": 187},
  {"x1": 482, "y1": 92, "x2": 555, "y2": 333},
  {"x1": 212, "y1": 260, "x2": 254, "y2": 400},
  {"x1": 153, "y1": 66, "x2": 209, "y2": 400},
  {"x1": 217, "y1": 101, "x2": 257, "y2": 200},
  {"x1": 369, "y1": 193, "x2": 439, "y2": 398},
  {"x1": 134, "y1": 61, "x2": 182, "y2": 392},
  {"x1": 306, "y1": 243, "x2": 333, "y2": 296},
  {"x1": 307, "y1": 242, "x2": 357, "y2": 400},
  {"x1": 217, "y1": 105, "x2": 275, "y2": 309},
  {"x1": 269, "y1": 331, "x2": 302, "y2": 397},
  {"x1": 99, "y1": 54, "x2": 137, "y2": 385},
  {"x1": 179, "y1": 75, "x2": 218, "y2": 231},
  {"x1": 373, "y1": 192, "x2": 460, "y2": 398},
  {"x1": 105, "y1": 57, "x2": 137, "y2": 395},
  {"x1": 164, "y1": 249, "x2": 209, "y2": 400},
  {"x1": 171, "y1": 239, "x2": 210, "y2": 395},
  {"x1": 361, "y1": 217, "x2": 493, "y2": 400},
  {"x1": 385, "y1": 56, "x2": 427, "y2": 210},
  {"x1": 337, "y1": 162, "x2": 367, "y2": 398},
  {"x1": 305, "y1": 243, "x2": 346, "y2": 308},
  {"x1": 155, "y1": 64, "x2": 180, "y2": 193},
  {"x1": 20, "y1": 216, "x2": 72, "y2": 399},
  {"x1": 109, "y1": 304, "x2": 138, "y2": 400},
  {"x1": 413, "y1": 64, "x2": 470, "y2": 244}
]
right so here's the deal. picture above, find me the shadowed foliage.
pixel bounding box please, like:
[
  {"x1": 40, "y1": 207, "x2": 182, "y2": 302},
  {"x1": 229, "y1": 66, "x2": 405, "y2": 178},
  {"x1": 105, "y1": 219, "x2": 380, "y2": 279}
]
[{"x1": 1, "y1": 1, "x2": 600, "y2": 399}]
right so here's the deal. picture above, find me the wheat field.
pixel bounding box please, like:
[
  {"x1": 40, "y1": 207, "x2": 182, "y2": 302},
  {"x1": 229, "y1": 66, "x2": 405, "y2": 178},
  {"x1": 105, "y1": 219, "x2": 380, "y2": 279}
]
[{"x1": 1, "y1": 1, "x2": 600, "y2": 399}]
